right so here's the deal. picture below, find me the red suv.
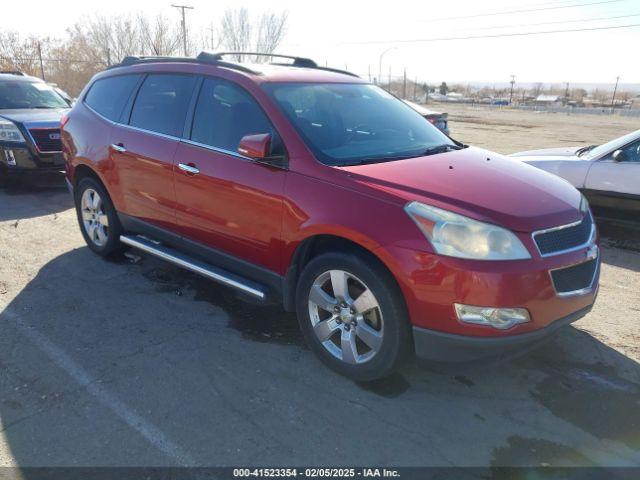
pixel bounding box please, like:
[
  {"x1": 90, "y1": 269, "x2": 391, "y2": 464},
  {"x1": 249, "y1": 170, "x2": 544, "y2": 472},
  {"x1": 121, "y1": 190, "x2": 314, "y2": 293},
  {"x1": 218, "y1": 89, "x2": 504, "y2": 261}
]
[{"x1": 62, "y1": 52, "x2": 599, "y2": 380}]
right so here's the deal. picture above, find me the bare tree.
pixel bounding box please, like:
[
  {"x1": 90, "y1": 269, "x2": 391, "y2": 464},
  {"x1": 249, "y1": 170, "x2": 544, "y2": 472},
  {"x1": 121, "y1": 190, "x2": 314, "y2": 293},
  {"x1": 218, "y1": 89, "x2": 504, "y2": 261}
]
[
  {"x1": 532, "y1": 82, "x2": 545, "y2": 97},
  {"x1": 0, "y1": 32, "x2": 42, "y2": 76},
  {"x1": 219, "y1": 8, "x2": 288, "y2": 62},
  {"x1": 220, "y1": 8, "x2": 252, "y2": 61},
  {"x1": 254, "y1": 11, "x2": 288, "y2": 60},
  {"x1": 138, "y1": 13, "x2": 182, "y2": 56}
]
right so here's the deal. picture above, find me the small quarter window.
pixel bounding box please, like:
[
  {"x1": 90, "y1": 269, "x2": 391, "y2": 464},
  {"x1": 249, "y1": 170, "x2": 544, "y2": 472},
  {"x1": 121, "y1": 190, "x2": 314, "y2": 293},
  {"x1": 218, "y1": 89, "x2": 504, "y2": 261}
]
[{"x1": 85, "y1": 75, "x2": 141, "y2": 122}]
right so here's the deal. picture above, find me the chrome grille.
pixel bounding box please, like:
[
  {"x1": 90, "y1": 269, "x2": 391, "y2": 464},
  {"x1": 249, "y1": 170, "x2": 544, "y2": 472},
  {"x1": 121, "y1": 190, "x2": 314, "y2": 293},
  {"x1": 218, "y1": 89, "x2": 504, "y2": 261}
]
[
  {"x1": 29, "y1": 128, "x2": 62, "y2": 153},
  {"x1": 533, "y1": 214, "x2": 594, "y2": 256}
]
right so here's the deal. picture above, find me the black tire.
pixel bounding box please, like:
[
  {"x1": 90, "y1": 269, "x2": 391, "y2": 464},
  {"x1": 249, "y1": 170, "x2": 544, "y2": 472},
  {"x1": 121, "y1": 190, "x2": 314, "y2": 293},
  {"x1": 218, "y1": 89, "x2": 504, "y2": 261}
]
[
  {"x1": 75, "y1": 176, "x2": 124, "y2": 256},
  {"x1": 296, "y1": 251, "x2": 411, "y2": 381}
]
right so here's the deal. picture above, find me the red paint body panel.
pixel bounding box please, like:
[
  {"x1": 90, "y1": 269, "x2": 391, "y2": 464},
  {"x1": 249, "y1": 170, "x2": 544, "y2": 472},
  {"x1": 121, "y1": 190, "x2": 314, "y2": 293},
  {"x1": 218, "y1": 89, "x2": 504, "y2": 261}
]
[
  {"x1": 173, "y1": 142, "x2": 286, "y2": 272},
  {"x1": 109, "y1": 124, "x2": 178, "y2": 230},
  {"x1": 63, "y1": 60, "x2": 599, "y2": 344}
]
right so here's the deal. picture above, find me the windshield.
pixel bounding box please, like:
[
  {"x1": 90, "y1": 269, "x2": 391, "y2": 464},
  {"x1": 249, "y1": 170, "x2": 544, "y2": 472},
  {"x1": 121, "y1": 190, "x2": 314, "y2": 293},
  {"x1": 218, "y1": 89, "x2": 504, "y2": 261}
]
[
  {"x1": 583, "y1": 129, "x2": 640, "y2": 159},
  {"x1": 0, "y1": 81, "x2": 69, "y2": 109},
  {"x1": 264, "y1": 83, "x2": 455, "y2": 166}
]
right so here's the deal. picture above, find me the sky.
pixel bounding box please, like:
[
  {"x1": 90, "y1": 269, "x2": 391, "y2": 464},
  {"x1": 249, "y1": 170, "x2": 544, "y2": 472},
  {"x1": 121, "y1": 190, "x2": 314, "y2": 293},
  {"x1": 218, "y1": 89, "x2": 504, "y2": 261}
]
[{"x1": 5, "y1": 0, "x2": 640, "y2": 89}]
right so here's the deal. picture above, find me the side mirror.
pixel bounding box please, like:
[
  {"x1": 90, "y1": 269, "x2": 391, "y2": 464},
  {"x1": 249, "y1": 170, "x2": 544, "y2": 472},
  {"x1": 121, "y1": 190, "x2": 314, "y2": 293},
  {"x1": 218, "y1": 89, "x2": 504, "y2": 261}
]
[
  {"x1": 612, "y1": 149, "x2": 627, "y2": 162},
  {"x1": 238, "y1": 133, "x2": 271, "y2": 160}
]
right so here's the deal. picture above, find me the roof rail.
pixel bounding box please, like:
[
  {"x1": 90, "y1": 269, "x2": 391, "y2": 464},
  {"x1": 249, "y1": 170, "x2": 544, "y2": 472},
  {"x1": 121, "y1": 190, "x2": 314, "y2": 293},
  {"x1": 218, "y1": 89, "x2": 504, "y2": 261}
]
[
  {"x1": 109, "y1": 52, "x2": 359, "y2": 78},
  {"x1": 0, "y1": 71, "x2": 26, "y2": 76},
  {"x1": 109, "y1": 54, "x2": 259, "y2": 74}
]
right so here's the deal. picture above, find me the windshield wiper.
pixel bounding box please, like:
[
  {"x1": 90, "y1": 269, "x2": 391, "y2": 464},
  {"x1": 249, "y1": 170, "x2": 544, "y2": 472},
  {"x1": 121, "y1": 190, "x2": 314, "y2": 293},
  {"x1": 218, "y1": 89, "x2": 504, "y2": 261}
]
[
  {"x1": 30, "y1": 105, "x2": 58, "y2": 109},
  {"x1": 421, "y1": 144, "x2": 463, "y2": 156},
  {"x1": 576, "y1": 145, "x2": 597, "y2": 157}
]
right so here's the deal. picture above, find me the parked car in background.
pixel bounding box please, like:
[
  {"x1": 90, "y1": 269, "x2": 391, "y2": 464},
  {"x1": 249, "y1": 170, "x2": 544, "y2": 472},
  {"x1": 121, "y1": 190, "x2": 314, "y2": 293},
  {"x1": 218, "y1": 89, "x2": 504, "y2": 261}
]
[
  {"x1": 63, "y1": 52, "x2": 598, "y2": 380},
  {"x1": 511, "y1": 129, "x2": 640, "y2": 220},
  {"x1": 48, "y1": 83, "x2": 75, "y2": 105},
  {"x1": 403, "y1": 100, "x2": 449, "y2": 135},
  {"x1": 0, "y1": 71, "x2": 71, "y2": 186}
]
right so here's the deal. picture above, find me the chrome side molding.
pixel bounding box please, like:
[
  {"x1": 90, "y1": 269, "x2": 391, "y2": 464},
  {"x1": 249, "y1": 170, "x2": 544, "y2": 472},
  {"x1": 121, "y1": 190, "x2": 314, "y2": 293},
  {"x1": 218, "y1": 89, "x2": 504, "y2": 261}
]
[{"x1": 120, "y1": 235, "x2": 266, "y2": 300}]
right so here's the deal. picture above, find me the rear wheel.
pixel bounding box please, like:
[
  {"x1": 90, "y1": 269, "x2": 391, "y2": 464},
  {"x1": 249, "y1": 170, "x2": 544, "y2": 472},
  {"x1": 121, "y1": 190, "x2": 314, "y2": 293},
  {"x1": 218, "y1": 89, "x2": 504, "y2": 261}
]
[
  {"x1": 296, "y1": 252, "x2": 411, "y2": 381},
  {"x1": 75, "y1": 177, "x2": 123, "y2": 256}
]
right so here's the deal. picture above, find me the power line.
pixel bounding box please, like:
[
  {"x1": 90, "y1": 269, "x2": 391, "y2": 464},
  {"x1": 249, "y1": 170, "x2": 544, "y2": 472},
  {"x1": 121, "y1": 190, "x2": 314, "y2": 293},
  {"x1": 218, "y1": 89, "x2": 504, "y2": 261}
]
[
  {"x1": 471, "y1": 12, "x2": 640, "y2": 31},
  {"x1": 419, "y1": 0, "x2": 625, "y2": 22},
  {"x1": 342, "y1": 23, "x2": 640, "y2": 45}
]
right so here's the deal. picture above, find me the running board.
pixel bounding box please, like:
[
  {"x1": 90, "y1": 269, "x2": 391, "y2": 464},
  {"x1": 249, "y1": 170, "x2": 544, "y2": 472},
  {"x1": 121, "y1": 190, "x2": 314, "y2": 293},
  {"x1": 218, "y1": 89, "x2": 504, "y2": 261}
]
[{"x1": 120, "y1": 235, "x2": 267, "y2": 300}]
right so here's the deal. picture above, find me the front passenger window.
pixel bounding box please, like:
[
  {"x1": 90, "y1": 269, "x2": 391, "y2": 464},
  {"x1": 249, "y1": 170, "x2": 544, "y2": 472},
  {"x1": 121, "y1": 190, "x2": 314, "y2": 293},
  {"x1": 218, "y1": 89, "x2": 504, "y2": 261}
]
[
  {"x1": 190, "y1": 78, "x2": 281, "y2": 155},
  {"x1": 621, "y1": 141, "x2": 640, "y2": 163}
]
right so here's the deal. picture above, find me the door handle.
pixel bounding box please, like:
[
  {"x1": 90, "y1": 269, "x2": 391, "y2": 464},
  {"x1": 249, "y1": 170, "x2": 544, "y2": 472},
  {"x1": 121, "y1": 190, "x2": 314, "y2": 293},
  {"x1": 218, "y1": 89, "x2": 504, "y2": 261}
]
[
  {"x1": 110, "y1": 143, "x2": 127, "y2": 153},
  {"x1": 178, "y1": 163, "x2": 200, "y2": 175}
]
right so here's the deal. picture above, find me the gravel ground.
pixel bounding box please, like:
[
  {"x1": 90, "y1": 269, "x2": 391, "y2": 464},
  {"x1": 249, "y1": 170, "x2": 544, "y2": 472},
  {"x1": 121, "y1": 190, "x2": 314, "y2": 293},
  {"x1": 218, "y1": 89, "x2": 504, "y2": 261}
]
[
  {"x1": 441, "y1": 103, "x2": 639, "y2": 154},
  {"x1": 0, "y1": 108, "x2": 639, "y2": 469}
]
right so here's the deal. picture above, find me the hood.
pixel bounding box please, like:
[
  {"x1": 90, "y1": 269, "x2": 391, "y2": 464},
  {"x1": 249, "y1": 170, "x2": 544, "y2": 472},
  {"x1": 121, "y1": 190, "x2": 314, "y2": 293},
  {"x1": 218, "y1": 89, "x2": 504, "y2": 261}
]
[
  {"x1": 340, "y1": 147, "x2": 582, "y2": 232},
  {"x1": 509, "y1": 146, "x2": 583, "y2": 161},
  {"x1": 0, "y1": 108, "x2": 68, "y2": 125},
  {"x1": 403, "y1": 100, "x2": 444, "y2": 117}
]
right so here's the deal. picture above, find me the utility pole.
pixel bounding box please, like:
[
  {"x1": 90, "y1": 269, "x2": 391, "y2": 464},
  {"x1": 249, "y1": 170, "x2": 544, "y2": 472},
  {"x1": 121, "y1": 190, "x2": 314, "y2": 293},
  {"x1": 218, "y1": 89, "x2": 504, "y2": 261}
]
[
  {"x1": 368, "y1": 65, "x2": 371, "y2": 83},
  {"x1": 172, "y1": 4, "x2": 194, "y2": 56},
  {"x1": 413, "y1": 76, "x2": 417, "y2": 101},
  {"x1": 36, "y1": 42, "x2": 45, "y2": 81},
  {"x1": 378, "y1": 47, "x2": 396, "y2": 88},
  {"x1": 611, "y1": 76, "x2": 620, "y2": 109},
  {"x1": 403, "y1": 68, "x2": 407, "y2": 99},
  {"x1": 509, "y1": 74, "x2": 515, "y2": 105},
  {"x1": 106, "y1": 47, "x2": 112, "y2": 67},
  {"x1": 564, "y1": 82, "x2": 570, "y2": 98},
  {"x1": 388, "y1": 65, "x2": 392, "y2": 93},
  {"x1": 206, "y1": 22, "x2": 215, "y2": 50}
]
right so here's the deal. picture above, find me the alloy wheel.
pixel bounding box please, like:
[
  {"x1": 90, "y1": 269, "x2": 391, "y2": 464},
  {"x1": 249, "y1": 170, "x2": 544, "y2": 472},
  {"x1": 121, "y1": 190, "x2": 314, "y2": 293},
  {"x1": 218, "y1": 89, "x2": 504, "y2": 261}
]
[
  {"x1": 308, "y1": 270, "x2": 384, "y2": 364},
  {"x1": 81, "y1": 188, "x2": 109, "y2": 247}
]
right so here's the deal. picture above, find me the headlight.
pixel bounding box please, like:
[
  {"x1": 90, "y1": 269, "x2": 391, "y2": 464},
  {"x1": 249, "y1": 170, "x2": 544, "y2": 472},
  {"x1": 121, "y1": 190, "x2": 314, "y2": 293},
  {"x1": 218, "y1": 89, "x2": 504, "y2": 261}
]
[
  {"x1": 404, "y1": 201, "x2": 531, "y2": 260},
  {"x1": 0, "y1": 119, "x2": 26, "y2": 143}
]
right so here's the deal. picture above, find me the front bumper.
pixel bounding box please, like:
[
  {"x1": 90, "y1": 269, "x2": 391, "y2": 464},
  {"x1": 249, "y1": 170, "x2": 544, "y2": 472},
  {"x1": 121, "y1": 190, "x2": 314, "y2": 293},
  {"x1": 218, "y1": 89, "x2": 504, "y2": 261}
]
[
  {"x1": 373, "y1": 229, "x2": 600, "y2": 361},
  {"x1": 1, "y1": 144, "x2": 65, "y2": 173},
  {"x1": 413, "y1": 304, "x2": 593, "y2": 362}
]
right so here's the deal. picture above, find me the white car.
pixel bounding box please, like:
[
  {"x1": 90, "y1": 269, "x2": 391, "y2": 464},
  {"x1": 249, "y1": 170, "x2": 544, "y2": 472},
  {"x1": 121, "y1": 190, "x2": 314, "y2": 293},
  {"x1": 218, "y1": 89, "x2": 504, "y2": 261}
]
[{"x1": 511, "y1": 129, "x2": 640, "y2": 219}]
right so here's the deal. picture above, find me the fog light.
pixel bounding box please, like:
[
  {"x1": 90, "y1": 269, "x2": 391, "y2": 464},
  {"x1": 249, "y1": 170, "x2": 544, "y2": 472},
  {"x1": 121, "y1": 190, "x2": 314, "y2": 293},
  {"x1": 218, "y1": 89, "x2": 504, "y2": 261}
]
[
  {"x1": 454, "y1": 304, "x2": 530, "y2": 330},
  {"x1": 4, "y1": 149, "x2": 16, "y2": 166}
]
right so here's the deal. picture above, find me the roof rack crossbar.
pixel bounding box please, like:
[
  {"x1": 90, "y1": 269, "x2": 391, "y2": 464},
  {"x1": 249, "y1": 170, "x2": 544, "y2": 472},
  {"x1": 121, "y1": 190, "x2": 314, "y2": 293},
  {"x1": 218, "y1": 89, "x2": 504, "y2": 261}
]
[
  {"x1": 204, "y1": 51, "x2": 318, "y2": 68},
  {"x1": 0, "y1": 71, "x2": 26, "y2": 76}
]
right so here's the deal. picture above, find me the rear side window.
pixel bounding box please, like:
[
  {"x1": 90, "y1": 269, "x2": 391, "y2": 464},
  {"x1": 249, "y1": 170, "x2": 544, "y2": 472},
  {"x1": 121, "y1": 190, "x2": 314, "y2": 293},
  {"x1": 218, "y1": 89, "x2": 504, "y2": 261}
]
[
  {"x1": 129, "y1": 74, "x2": 197, "y2": 137},
  {"x1": 190, "y1": 78, "x2": 277, "y2": 153},
  {"x1": 84, "y1": 75, "x2": 141, "y2": 122}
]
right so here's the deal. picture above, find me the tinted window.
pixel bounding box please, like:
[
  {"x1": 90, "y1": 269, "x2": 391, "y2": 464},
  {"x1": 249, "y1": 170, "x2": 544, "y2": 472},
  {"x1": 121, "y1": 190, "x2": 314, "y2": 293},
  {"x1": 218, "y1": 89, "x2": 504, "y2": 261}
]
[
  {"x1": 85, "y1": 75, "x2": 140, "y2": 121},
  {"x1": 191, "y1": 78, "x2": 277, "y2": 153},
  {"x1": 265, "y1": 83, "x2": 454, "y2": 166},
  {"x1": 129, "y1": 74, "x2": 197, "y2": 137}
]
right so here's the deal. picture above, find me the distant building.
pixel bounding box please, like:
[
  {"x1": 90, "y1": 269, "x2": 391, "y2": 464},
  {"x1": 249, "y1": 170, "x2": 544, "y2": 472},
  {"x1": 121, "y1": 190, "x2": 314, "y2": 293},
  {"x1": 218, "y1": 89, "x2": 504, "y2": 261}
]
[{"x1": 534, "y1": 94, "x2": 563, "y2": 106}]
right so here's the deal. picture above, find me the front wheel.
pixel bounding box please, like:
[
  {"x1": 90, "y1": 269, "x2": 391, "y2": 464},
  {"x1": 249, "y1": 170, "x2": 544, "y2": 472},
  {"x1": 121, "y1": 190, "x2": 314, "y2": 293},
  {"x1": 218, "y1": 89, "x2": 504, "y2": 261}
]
[
  {"x1": 75, "y1": 177, "x2": 123, "y2": 256},
  {"x1": 296, "y1": 252, "x2": 411, "y2": 381}
]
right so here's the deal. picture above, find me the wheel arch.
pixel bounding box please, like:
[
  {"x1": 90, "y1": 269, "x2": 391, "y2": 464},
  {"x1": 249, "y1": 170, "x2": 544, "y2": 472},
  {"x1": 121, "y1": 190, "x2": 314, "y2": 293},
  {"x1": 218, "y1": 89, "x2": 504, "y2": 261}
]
[{"x1": 282, "y1": 233, "x2": 405, "y2": 314}]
